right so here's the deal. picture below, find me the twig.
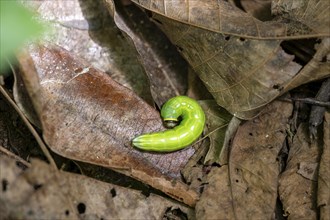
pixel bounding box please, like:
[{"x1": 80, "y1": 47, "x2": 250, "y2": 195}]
[
  {"x1": 0, "y1": 145, "x2": 31, "y2": 167},
  {"x1": 309, "y1": 78, "x2": 330, "y2": 139},
  {"x1": 281, "y1": 97, "x2": 330, "y2": 108},
  {"x1": 0, "y1": 85, "x2": 58, "y2": 169}
]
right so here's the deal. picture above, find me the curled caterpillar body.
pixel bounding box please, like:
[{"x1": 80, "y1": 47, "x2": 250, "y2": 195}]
[{"x1": 133, "y1": 96, "x2": 205, "y2": 152}]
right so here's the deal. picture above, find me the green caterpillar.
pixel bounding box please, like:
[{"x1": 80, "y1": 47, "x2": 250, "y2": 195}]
[{"x1": 133, "y1": 96, "x2": 205, "y2": 152}]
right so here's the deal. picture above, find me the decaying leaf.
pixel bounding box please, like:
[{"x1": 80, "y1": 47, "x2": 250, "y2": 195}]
[
  {"x1": 16, "y1": 43, "x2": 197, "y2": 206},
  {"x1": 129, "y1": 0, "x2": 329, "y2": 119},
  {"x1": 195, "y1": 166, "x2": 234, "y2": 219},
  {"x1": 0, "y1": 155, "x2": 194, "y2": 219},
  {"x1": 145, "y1": 12, "x2": 302, "y2": 119},
  {"x1": 279, "y1": 124, "x2": 321, "y2": 219},
  {"x1": 162, "y1": 16, "x2": 300, "y2": 119},
  {"x1": 317, "y1": 111, "x2": 330, "y2": 220},
  {"x1": 297, "y1": 161, "x2": 318, "y2": 181},
  {"x1": 131, "y1": 0, "x2": 329, "y2": 38},
  {"x1": 196, "y1": 99, "x2": 293, "y2": 219}
]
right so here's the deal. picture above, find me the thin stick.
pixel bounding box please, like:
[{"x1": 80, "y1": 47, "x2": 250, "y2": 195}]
[
  {"x1": 0, "y1": 85, "x2": 58, "y2": 169},
  {"x1": 291, "y1": 98, "x2": 330, "y2": 107},
  {"x1": 281, "y1": 97, "x2": 330, "y2": 108},
  {"x1": 0, "y1": 145, "x2": 31, "y2": 167}
]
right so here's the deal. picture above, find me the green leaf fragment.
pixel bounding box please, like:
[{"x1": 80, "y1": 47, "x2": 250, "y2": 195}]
[{"x1": 0, "y1": 1, "x2": 45, "y2": 72}]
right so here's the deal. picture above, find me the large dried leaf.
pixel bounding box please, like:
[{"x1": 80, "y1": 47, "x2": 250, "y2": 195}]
[
  {"x1": 196, "y1": 99, "x2": 293, "y2": 219},
  {"x1": 129, "y1": 0, "x2": 329, "y2": 119},
  {"x1": 150, "y1": 16, "x2": 302, "y2": 119},
  {"x1": 131, "y1": 0, "x2": 330, "y2": 38},
  {"x1": 0, "y1": 155, "x2": 193, "y2": 219},
  {"x1": 16, "y1": 43, "x2": 197, "y2": 206}
]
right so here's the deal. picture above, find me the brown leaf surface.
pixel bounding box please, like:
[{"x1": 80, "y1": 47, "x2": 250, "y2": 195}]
[
  {"x1": 103, "y1": 0, "x2": 188, "y2": 107},
  {"x1": 272, "y1": 0, "x2": 330, "y2": 38},
  {"x1": 131, "y1": 0, "x2": 329, "y2": 39},
  {"x1": 0, "y1": 155, "x2": 193, "y2": 219},
  {"x1": 186, "y1": 68, "x2": 213, "y2": 100},
  {"x1": 23, "y1": 0, "x2": 154, "y2": 104},
  {"x1": 195, "y1": 166, "x2": 234, "y2": 219},
  {"x1": 318, "y1": 111, "x2": 330, "y2": 219},
  {"x1": 16, "y1": 43, "x2": 197, "y2": 206},
  {"x1": 278, "y1": 124, "x2": 321, "y2": 219},
  {"x1": 195, "y1": 99, "x2": 293, "y2": 219},
  {"x1": 129, "y1": 1, "x2": 330, "y2": 119},
  {"x1": 150, "y1": 15, "x2": 302, "y2": 119}
]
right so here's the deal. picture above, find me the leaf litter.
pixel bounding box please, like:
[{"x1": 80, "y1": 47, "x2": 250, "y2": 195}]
[
  {"x1": 0, "y1": 155, "x2": 193, "y2": 220},
  {"x1": 0, "y1": 0, "x2": 329, "y2": 219}
]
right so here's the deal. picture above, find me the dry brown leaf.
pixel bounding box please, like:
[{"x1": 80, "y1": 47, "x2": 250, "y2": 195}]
[
  {"x1": 195, "y1": 99, "x2": 293, "y2": 219},
  {"x1": 0, "y1": 155, "x2": 194, "y2": 219},
  {"x1": 16, "y1": 43, "x2": 197, "y2": 206},
  {"x1": 297, "y1": 161, "x2": 318, "y2": 181},
  {"x1": 131, "y1": 0, "x2": 329, "y2": 39},
  {"x1": 142, "y1": 14, "x2": 303, "y2": 119},
  {"x1": 278, "y1": 124, "x2": 321, "y2": 219},
  {"x1": 317, "y1": 111, "x2": 330, "y2": 219},
  {"x1": 195, "y1": 166, "x2": 234, "y2": 219},
  {"x1": 129, "y1": 0, "x2": 329, "y2": 119}
]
